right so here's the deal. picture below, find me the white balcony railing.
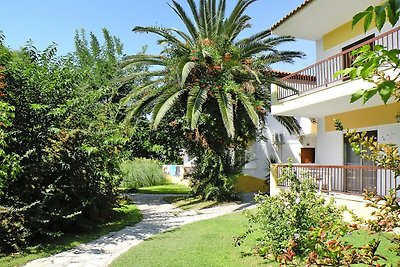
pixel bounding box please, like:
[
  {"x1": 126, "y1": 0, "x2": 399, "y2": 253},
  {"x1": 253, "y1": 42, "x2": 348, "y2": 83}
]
[
  {"x1": 276, "y1": 164, "x2": 399, "y2": 196},
  {"x1": 277, "y1": 26, "x2": 400, "y2": 101}
]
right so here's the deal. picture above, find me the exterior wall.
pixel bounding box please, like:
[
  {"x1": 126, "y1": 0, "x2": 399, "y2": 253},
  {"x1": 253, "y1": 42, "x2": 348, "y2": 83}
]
[
  {"x1": 324, "y1": 102, "x2": 400, "y2": 131},
  {"x1": 235, "y1": 175, "x2": 268, "y2": 193},
  {"x1": 317, "y1": 20, "x2": 400, "y2": 62},
  {"x1": 316, "y1": 118, "x2": 343, "y2": 165},
  {"x1": 242, "y1": 116, "x2": 316, "y2": 179},
  {"x1": 315, "y1": 103, "x2": 400, "y2": 166}
]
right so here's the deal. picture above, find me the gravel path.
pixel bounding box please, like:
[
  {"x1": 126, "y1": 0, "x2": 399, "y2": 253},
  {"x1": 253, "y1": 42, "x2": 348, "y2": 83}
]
[{"x1": 24, "y1": 193, "x2": 255, "y2": 267}]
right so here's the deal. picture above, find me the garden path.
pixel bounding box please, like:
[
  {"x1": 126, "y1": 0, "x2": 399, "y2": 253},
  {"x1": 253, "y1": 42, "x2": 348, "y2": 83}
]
[{"x1": 24, "y1": 193, "x2": 255, "y2": 267}]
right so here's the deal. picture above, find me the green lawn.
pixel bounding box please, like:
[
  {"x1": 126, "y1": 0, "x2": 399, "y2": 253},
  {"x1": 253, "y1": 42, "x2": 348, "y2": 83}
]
[
  {"x1": 111, "y1": 211, "x2": 269, "y2": 267},
  {"x1": 111, "y1": 211, "x2": 399, "y2": 267},
  {"x1": 0, "y1": 202, "x2": 142, "y2": 267},
  {"x1": 136, "y1": 183, "x2": 190, "y2": 194}
]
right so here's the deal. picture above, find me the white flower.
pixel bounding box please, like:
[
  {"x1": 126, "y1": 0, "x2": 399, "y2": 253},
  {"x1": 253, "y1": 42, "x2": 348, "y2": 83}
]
[
  {"x1": 294, "y1": 233, "x2": 300, "y2": 239},
  {"x1": 295, "y1": 197, "x2": 300, "y2": 204}
]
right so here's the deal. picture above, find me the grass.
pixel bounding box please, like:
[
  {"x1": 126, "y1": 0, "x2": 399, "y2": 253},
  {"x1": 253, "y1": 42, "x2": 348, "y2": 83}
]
[
  {"x1": 110, "y1": 211, "x2": 269, "y2": 267},
  {"x1": 342, "y1": 230, "x2": 399, "y2": 266},
  {"x1": 0, "y1": 200, "x2": 142, "y2": 267},
  {"x1": 136, "y1": 183, "x2": 190, "y2": 194},
  {"x1": 111, "y1": 211, "x2": 399, "y2": 267},
  {"x1": 120, "y1": 158, "x2": 165, "y2": 189}
]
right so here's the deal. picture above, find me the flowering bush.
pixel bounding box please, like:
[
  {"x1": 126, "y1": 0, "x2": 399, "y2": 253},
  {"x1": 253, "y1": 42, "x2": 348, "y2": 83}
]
[{"x1": 235, "y1": 164, "x2": 345, "y2": 263}]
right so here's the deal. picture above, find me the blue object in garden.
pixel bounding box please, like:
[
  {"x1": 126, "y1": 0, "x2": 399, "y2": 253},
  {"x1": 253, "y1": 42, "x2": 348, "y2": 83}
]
[{"x1": 170, "y1": 165, "x2": 177, "y2": 176}]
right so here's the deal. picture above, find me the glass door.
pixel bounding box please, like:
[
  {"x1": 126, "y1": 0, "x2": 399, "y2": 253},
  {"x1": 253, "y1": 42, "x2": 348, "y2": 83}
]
[{"x1": 344, "y1": 131, "x2": 377, "y2": 194}]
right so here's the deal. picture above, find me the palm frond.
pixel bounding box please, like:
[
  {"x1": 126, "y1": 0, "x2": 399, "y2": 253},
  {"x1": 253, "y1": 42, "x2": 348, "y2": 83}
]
[
  {"x1": 258, "y1": 51, "x2": 305, "y2": 65},
  {"x1": 181, "y1": 61, "x2": 196, "y2": 87},
  {"x1": 133, "y1": 26, "x2": 190, "y2": 52},
  {"x1": 262, "y1": 35, "x2": 297, "y2": 47},
  {"x1": 226, "y1": 15, "x2": 252, "y2": 43},
  {"x1": 216, "y1": 0, "x2": 226, "y2": 35},
  {"x1": 186, "y1": 86, "x2": 208, "y2": 129},
  {"x1": 186, "y1": 0, "x2": 201, "y2": 32},
  {"x1": 199, "y1": 0, "x2": 207, "y2": 37},
  {"x1": 273, "y1": 115, "x2": 303, "y2": 136},
  {"x1": 124, "y1": 91, "x2": 161, "y2": 123},
  {"x1": 120, "y1": 78, "x2": 164, "y2": 106},
  {"x1": 239, "y1": 41, "x2": 278, "y2": 58},
  {"x1": 236, "y1": 29, "x2": 272, "y2": 45},
  {"x1": 224, "y1": 0, "x2": 256, "y2": 40},
  {"x1": 152, "y1": 88, "x2": 185, "y2": 129},
  {"x1": 170, "y1": 1, "x2": 199, "y2": 41},
  {"x1": 216, "y1": 90, "x2": 235, "y2": 138},
  {"x1": 121, "y1": 54, "x2": 166, "y2": 68},
  {"x1": 171, "y1": 28, "x2": 195, "y2": 46},
  {"x1": 236, "y1": 91, "x2": 258, "y2": 127},
  {"x1": 117, "y1": 70, "x2": 164, "y2": 85}
]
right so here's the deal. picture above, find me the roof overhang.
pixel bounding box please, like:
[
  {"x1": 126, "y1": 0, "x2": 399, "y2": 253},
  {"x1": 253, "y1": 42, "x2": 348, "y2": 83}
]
[{"x1": 271, "y1": 0, "x2": 382, "y2": 41}]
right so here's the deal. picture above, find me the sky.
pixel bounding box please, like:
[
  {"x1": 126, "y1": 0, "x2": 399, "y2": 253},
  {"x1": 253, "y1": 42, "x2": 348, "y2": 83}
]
[{"x1": 0, "y1": 0, "x2": 315, "y2": 72}]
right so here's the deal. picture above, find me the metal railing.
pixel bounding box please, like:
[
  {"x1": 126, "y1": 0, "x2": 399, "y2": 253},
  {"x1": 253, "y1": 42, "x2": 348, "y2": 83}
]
[
  {"x1": 276, "y1": 164, "x2": 398, "y2": 196},
  {"x1": 277, "y1": 26, "x2": 400, "y2": 100}
]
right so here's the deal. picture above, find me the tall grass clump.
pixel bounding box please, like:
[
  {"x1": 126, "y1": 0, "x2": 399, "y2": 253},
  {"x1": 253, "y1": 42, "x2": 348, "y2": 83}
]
[{"x1": 120, "y1": 158, "x2": 166, "y2": 189}]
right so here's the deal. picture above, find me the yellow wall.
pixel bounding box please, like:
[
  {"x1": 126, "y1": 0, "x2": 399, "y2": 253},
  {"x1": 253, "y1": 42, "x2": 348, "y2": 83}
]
[
  {"x1": 323, "y1": 20, "x2": 374, "y2": 51},
  {"x1": 235, "y1": 175, "x2": 268, "y2": 193},
  {"x1": 325, "y1": 102, "x2": 400, "y2": 132},
  {"x1": 311, "y1": 121, "x2": 318, "y2": 134}
]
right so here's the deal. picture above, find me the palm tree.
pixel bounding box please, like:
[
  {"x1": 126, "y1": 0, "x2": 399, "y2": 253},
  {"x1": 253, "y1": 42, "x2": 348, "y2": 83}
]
[
  {"x1": 121, "y1": 0, "x2": 303, "y2": 138},
  {"x1": 121, "y1": 0, "x2": 304, "y2": 199}
]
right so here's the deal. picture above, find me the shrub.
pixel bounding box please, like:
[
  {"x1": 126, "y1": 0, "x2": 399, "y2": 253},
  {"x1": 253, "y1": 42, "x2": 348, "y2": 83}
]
[
  {"x1": 189, "y1": 150, "x2": 238, "y2": 201},
  {"x1": 120, "y1": 158, "x2": 166, "y2": 189},
  {"x1": 235, "y1": 164, "x2": 345, "y2": 263},
  {"x1": 0, "y1": 35, "x2": 123, "y2": 252},
  {"x1": 0, "y1": 204, "x2": 32, "y2": 252}
]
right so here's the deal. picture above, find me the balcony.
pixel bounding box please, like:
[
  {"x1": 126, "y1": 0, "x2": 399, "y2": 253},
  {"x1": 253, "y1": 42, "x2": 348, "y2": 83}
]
[
  {"x1": 274, "y1": 164, "x2": 399, "y2": 197},
  {"x1": 277, "y1": 26, "x2": 400, "y2": 101}
]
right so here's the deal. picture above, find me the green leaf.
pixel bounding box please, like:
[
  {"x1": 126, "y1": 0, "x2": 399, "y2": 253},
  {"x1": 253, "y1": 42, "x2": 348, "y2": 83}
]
[
  {"x1": 30, "y1": 103, "x2": 49, "y2": 110},
  {"x1": 363, "y1": 88, "x2": 379, "y2": 104},
  {"x1": 377, "y1": 80, "x2": 395, "y2": 103},
  {"x1": 153, "y1": 89, "x2": 185, "y2": 129},
  {"x1": 352, "y1": 11, "x2": 369, "y2": 29},
  {"x1": 334, "y1": 68, "x2": 354, "y2": 79},
  {"x1": 237, "y1": 92, "x2": 258, "y2": 127},
  {"x1": 81, "y1": 144, "x2": 99, "y2": 156},
  {"x1": 363, "y1": 7, "x2": 374, "y2": 32},
  {"x1": 350, "y1": 90, "x2": 365, "y2": 103},
  {"x1": 216, "y1": 91, "x2": 234, "y2": 138},
  {"x1": 181, "y1": 61, "x2": 196, "y2": 87},
  {"x1": 374, "y1": 5, "x2": 386, "y2": 31},
  {"x1": 384, "y1": 49, "x2": 400, "y2": 65},
  {"x1": 186, "y1": 86, "x2": 208, "y2": 129},
  {"x1": 388, "y1": 0, "x2": 400, "y2": 26}
]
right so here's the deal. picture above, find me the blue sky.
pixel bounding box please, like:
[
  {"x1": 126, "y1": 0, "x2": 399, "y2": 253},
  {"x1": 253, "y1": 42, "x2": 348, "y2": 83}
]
[{"x1": 0, "y1": 0, "x2": 315, "y2": 72}]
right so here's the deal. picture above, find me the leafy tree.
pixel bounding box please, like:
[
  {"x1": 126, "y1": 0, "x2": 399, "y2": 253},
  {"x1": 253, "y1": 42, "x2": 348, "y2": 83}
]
[
  {"x1": 0, "y1": 30, "x2": 128, "y2": 252},
  {"x1": 121, "y1": 0, "x2": 303, "y2": 199},
  {"x1": 333, "y1": 2, "x2": 400, "y2": 261}
]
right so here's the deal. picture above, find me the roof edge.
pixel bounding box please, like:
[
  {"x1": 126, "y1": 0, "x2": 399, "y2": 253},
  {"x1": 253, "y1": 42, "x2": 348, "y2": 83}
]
[{"x1": 270, "y1": 0, "x2": 316, "y2": 32}]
